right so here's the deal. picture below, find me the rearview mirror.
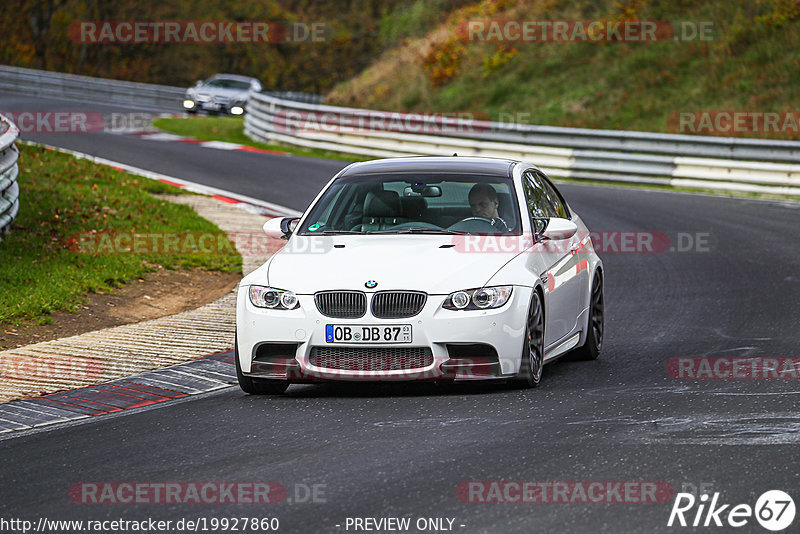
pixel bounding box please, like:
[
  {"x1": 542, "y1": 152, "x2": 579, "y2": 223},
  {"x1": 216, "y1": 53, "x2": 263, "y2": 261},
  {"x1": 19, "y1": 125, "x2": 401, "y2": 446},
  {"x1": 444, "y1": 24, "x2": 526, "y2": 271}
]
[
  {"x1": 263, "y1": 217, "x2": 299, "y2": 239},
  {"x1": 403, "y1": 185, "x2": 442, "y2": 197},
  {"x1": 541, "y1": 218, "x2": 578, "y2": 240}
]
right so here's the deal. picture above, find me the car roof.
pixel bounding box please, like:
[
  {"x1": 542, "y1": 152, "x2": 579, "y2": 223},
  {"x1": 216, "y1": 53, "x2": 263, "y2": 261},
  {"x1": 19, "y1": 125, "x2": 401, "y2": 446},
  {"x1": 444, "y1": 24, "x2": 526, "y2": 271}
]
[
  {"x1": 208, "y1": 74, "x2": 259, "y2": 83},
  {"x1": 340, "y1": 156, "x2": 520, "y2": 178}
]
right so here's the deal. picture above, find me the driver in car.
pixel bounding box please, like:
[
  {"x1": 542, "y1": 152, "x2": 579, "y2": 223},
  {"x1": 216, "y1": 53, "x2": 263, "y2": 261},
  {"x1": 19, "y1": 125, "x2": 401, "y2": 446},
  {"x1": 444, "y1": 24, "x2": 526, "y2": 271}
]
[{"x1": 468, "y1": 183, "x2": 510, "y2": 232}]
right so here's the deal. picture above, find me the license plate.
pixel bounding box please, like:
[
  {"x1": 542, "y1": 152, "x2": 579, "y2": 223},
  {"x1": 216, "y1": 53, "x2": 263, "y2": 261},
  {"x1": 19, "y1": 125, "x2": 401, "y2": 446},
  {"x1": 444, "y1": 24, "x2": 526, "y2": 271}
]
[
  {"x1": 326, "y1": 324, "x2": 411, "y2": 344},
  {"x1": 202, "y1": 102, "x2": 220, "y2": 110}
]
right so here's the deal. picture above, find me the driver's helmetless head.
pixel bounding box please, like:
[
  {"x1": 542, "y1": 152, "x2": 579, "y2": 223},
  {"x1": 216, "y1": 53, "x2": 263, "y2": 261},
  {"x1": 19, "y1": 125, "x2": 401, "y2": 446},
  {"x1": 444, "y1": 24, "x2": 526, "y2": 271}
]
[{"x1": 469, "y1": 183, "x2": 500, "y2": 219}]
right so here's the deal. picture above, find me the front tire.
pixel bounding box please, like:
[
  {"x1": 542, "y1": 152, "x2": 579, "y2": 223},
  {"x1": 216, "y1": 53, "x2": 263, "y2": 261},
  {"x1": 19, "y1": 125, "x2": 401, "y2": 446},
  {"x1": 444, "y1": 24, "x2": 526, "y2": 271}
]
[
  {"x1": 573, "y1": 271, "x2": 604, "y2": 361},
  {"x1": 235, "y1": 335, "x2": 289, "y2": 395},
  {"x1": 514, "y1": 290, "x2": 545, "y2": 388}
]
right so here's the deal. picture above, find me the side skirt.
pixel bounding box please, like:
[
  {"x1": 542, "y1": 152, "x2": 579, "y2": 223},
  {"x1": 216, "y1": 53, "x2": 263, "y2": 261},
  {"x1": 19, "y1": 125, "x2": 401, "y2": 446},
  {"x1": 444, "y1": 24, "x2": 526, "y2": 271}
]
[{"x1": 544, "y1": 332, "x2": 582, "y2": 363}]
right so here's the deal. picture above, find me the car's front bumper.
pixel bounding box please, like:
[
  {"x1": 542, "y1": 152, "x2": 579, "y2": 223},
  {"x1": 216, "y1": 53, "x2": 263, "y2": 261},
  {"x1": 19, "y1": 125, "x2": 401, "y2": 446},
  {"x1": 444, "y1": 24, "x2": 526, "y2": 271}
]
[
  {"x1": 236, "y1": 286, "x2": 533, "y2": 382},
  {"x1": 183, "y1": 98, "x2": 245, "y2": 115}
]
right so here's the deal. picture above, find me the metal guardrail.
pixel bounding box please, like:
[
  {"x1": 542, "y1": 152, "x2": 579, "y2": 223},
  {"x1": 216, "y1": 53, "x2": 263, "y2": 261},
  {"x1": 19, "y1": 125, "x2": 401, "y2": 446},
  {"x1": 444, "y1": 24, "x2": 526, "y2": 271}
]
[
  {"x1": 0, "y1": 114, "x2": 20, "y2": 236},
  {"x1": 262, "y1": 91, "x2": 323, "y2": 105},
  {"x1": 245, "y1": 93, "x2": 800, "y2": 197},
  {"x1": 0, "y1": 65, "x2": 323, "y2": 111},
  {"x1": 0, "y1": 65, "x2": 185, "y2": 111}
]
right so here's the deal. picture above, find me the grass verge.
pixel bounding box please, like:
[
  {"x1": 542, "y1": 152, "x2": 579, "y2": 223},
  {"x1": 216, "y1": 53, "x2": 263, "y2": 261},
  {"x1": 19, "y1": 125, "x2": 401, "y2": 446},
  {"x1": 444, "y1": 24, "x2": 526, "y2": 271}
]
[{"x1": 0, "y1": 144, "x2": 242, "y2": 325}]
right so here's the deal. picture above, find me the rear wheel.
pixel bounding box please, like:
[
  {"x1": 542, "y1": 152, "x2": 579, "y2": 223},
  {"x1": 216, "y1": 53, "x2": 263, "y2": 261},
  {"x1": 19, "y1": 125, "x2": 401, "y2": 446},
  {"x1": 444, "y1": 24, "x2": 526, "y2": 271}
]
[
  {"x1": 573, "y1": 272, "x2": 604, "y2": 361},
  {"x1": 235, "y1": 335, "x2": 289, "y2": 395},
  {"x1": 514, "y1": 290, "x2": 545, "y2": 388}
]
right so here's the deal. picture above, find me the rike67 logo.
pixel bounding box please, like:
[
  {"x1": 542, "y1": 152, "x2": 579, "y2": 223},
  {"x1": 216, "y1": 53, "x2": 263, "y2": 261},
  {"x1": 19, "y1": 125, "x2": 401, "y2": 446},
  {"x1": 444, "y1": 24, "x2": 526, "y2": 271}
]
[{"x1": 668, "y1": 490, "x2": 795, "y2": 531}]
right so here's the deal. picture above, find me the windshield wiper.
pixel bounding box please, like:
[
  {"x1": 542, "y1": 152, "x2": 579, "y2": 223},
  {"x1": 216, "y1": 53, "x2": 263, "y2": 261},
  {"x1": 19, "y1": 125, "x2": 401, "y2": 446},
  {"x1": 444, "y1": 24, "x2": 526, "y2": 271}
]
[
  {"x1": 365, "y1": 228, "x2": 472, "y2": 235},
  {"x1": 302, "y1": 229, "x2": 362, "y2": 235}
]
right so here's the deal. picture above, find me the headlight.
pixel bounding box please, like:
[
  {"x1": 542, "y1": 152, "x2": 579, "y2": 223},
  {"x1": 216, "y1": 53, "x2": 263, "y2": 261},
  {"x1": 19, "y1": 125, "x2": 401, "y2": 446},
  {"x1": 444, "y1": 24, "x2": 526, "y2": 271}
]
[
  {"x1": 183, "y1": 99, "x2": 196, "y2": 109},
  {"x1": 249, "y1": 285, "x2": 299, "y2": 310},
  {"x1": 442, "y1": 286, "x2": 513, "y2": 311},
  {"x1": 230, "y1": 106, "x2": 244, "y2": 115},
  {"x1": 196, "y1": 94, "x2": 212, "y2": 103}
]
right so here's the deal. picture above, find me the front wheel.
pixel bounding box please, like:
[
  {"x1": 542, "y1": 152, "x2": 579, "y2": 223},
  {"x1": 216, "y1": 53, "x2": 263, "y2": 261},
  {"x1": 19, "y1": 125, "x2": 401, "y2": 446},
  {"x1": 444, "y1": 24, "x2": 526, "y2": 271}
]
[
  {"x1": 573, "y1": 271, "x2": 604, "y2": 361},
  {"x1": 235, "y1": 335, "x2": 289, "y2": 395},
  {"x1": 514, "y1": 290, "x2": 545, "y2": 388}
]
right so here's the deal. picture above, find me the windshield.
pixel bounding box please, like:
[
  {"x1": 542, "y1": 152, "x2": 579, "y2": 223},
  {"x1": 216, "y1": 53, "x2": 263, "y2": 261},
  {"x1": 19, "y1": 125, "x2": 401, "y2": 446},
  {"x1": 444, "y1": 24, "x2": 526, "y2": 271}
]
[
  {"x1": 298, "y1": 173, "x2": 521, "y2": 235},
  {"x1": 204, "y1": 78, "x2": 251, "y2": 90}
]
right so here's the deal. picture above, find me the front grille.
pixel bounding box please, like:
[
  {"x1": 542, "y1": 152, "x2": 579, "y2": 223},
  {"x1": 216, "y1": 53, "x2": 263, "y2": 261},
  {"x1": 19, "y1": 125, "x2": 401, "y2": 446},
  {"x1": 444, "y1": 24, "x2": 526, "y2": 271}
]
[
  {"x1": 310, "y1": 347, "x2": 433, "y2": 371},
  {"x1": 315, "y1": 291, "x2": 367, "y2": 318},
  {"x1": 371, "y1": 291, "x2": 427, "y2": 319}
]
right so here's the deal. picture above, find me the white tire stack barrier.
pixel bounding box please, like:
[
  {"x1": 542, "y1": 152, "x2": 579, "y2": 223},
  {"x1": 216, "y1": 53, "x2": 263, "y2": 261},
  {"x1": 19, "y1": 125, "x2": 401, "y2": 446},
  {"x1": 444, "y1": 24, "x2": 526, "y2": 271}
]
[{"x1": 0, "y1": 114, "x2": 20, "y2": 236}]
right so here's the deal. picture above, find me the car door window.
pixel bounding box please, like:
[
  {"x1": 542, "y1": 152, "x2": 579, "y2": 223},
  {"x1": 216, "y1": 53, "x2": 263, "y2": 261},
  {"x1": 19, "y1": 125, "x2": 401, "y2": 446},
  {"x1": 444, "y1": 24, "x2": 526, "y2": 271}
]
[
  {"x1": 522, "y1": 171, "x2": 556, "y2": 232},
  {"x1": 535, "y1": 171, "x2": 569, "y2": 219},
  {"x1": 527, "y1": 171, "x2": 562, "y2": 218}
]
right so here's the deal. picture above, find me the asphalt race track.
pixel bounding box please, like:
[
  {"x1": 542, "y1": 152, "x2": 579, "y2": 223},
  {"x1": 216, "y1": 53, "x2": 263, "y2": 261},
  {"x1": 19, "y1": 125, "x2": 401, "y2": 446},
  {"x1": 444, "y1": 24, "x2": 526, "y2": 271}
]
[{"x1": 1, "y1": 94, "x2": 799, "y2": 533}]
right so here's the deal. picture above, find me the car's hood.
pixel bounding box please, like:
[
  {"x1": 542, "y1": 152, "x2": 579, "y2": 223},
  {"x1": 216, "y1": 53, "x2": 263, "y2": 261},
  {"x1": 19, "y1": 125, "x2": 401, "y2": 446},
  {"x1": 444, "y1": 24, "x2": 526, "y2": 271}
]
[{"x1": 259, "y1": 235, "x2": 522, "y2": 295}]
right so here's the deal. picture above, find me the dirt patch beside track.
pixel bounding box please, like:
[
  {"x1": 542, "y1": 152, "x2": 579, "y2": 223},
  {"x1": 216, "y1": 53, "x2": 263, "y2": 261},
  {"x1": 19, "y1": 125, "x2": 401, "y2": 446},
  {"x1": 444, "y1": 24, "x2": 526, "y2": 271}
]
[{"x1": 0, "y1": 268, "x2": 240, "y2": 350}]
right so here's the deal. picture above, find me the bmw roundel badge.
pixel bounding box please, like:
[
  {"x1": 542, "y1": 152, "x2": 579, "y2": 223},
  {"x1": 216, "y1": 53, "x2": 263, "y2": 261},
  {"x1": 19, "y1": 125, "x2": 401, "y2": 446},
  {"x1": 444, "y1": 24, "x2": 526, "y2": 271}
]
[{"x1": 365, "y1": 280, "x2": 378, "y2": 289}]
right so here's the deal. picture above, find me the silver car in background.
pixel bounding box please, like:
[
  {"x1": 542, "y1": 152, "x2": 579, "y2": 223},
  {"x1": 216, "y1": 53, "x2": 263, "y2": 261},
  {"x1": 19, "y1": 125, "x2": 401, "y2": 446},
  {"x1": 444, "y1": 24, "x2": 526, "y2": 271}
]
[{"x1": 183, "y1": 74, "x2": 262, "y2": 116}]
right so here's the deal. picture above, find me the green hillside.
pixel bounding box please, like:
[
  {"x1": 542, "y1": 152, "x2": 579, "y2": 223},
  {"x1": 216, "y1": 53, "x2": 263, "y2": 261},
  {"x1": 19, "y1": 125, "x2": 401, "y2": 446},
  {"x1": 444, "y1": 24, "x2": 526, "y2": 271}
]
[{"x1": 327, "y1": 0, "x2": 800, "y2": 139}]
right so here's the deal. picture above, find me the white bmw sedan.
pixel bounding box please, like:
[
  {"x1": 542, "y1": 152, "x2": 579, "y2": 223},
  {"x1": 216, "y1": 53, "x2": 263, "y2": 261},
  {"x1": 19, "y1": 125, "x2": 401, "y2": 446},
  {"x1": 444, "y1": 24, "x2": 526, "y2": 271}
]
[{"x1": 236, "y1": 157, "x2": 604, "y2": 394}]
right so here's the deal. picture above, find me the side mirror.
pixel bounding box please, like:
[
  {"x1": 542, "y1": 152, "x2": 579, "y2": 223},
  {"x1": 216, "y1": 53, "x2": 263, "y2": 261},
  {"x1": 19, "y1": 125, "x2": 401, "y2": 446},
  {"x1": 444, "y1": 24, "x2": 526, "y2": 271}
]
[
  {"x1": 195, "y1": 80, "x2": 204, "y2": 87},
  {"x1": 263, "y1": 217, "x2": 299, "y2": 239},
  {"x1": 541, "y1": 218, "x2": 578, "y2": 240}
]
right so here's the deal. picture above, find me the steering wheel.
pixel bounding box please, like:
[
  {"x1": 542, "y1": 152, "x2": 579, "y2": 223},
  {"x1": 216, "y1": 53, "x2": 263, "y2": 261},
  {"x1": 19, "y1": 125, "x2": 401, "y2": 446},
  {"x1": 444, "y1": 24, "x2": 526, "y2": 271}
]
[
  {"x1": 448, "y1": 216, "x2": 512, "y2": 233},
  {"x1": 459, "y1": 217, "x2": 496, "y2": 225}
]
